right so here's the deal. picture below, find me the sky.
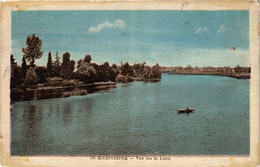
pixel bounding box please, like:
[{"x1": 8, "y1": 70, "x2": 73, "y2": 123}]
[{"x1": 11, "y1": 10, "x2": 249, "y2": 67}]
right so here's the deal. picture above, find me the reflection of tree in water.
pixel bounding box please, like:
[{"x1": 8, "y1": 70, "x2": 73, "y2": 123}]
[
  {"x1": 81, "y1": 99, "x2": 94, "y2": 125},
  {"x1": 46, "y1": 103, "x2": 54, "y2": 118},
  {"x1": 62, "y1": 102, "x2": 72, "y2": 125},
  {"x1": 20, "y1": 104, "x2": 43, "y2": 154},
  {"x1": 27, "y1": 105, "x2": 38, "y2": 135},
  {"x1": 62, "y1": 99, "x2": 94, "y2": 127},
  {"x1": 21, "y1": 105, "x2": 35, "y2": 136}
]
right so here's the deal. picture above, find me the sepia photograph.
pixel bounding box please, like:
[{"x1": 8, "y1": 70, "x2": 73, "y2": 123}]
[{"x1": 1, "y1": 1, "x2": 259, "y2": 167}]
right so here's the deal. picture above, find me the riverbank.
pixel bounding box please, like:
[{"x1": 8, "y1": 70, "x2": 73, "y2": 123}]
[
  {"x1": 11, "y1": 75, "x2": 161, "y2": 103},
  {"x1": 165, "y1": 71, "x2": 250, "y2": 79},
  {"x1": 161, "y1": 66, "x2": 250, "y2": 79},
  {"x1": 11, "y1": 82, "x2": 116, "y2": 103},
  {"x1": 116, "y1": 75, "x2": 161, "y2": 83}
]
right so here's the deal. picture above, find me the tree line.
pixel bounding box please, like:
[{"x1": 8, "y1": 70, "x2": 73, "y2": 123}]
[
  {"x1": 161, "y1": 65, "x2": 250, "y2": 74},
  {"x1": 11, "y1": 34, "x2": 161, "y2": 88}
]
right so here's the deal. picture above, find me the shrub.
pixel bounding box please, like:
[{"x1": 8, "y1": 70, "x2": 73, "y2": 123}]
[
  {"x1": 115, "y1": 74, "x2": 128, "y2": 83},
  {"x1": 77, "y1": 62, "x2": 96, "y2": 83},
  {"x1": 25, "y1": 67, "x2": 38, "y2": 85},
  {"x1": 128, "y1": 76, "x2": 134, "y2": 82},
  {"x1": 35, "y1": 66, "x2": 48, "y2": 83}
]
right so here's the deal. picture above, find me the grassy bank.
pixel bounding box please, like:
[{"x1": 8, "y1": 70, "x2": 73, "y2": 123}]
[
  {"x1": 11, "y1": 74, "x2": 160, "y2": 103},
  {"x1": 11, "y1": 81, "x2": 117, "y2": 103}
]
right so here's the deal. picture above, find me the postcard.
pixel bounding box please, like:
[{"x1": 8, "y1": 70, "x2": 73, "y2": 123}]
[{"x1": 1, "y1": 1, "x2": 259, "y2": 167}]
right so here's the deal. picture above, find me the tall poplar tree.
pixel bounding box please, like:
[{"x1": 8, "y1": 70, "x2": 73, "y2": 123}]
[
  {"x1": 21, "y1": 56, "x2": 27, "y2": 77},
  {"x1": 52, "y1": 51, "x2": 60, "y2": 77},
  {"x1": 47, "y1": 51, "x2": 52, "y2": 76}
]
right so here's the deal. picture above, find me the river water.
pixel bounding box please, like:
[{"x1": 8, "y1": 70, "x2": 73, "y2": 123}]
[{"x1": 11, "y1": 74, "x2": 249, "y2": 155}]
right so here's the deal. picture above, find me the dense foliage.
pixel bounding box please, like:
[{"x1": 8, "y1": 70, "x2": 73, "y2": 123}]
[
  {"x1": 11, "y1": 34, "x2": 162, "y2": 88},
  {"x1": 10, "y1": 55, "x2": 23, "y2": 88},
  {"x1": 60, "y1": 52, "x2": 75, "y2": 79},
  {"x1": 25, "y1": 67, "x2": 38, "y2": 85}
]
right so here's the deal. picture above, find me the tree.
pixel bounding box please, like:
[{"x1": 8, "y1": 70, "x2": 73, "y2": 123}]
[
  {"x1": 10, "y1": 54, "x2": 16, "y2": 65},
  {"x1": 111, "y1": 63, "x2": 118, "y2": 69},
  {"x1": 70, "y1": 60, "x2": 75, "y2": 72},
  {"x1": 25, "y1": 67, "x2": 38, "y2": 85},
  {"x1": 111, "y1": 63, "x2": 119, "y2": 79},
  {"x1": 144, "y1": 66, "x2": 152, "y2": 78},
  {"x1": 62, "y1": 52, "x2": 70, "y2": 64},
  {"x1": 21, "y1": 56, "x2": 27, "y2": 77},
  {"x1": 121, "y1": 62, "x2": 134, "y2": 76},
  {"x1": 77, "y1": 59, "x2": 83, "y2": 69},
  {"x1": 101, "y1": 62, "x2": 113, "y2": 81},
  {"x1": 235, "y1": 65, "x2": 241, "y2": 74},
  {"x1": 47, "y1": 51, "x2": 52, "y2": 76},
  {"x1": 104, "y1": 62, "x2": 109, "y2": 67},
  {"x1": 77, "y1": 62, "x2": 96, "y2": 83},
  {"x1": 10, "y1": 54, "x2": 22, "y2": 88},
  {"x1": 22, "y1": 34, "x2": 44, "y2": 68},
  {"x1": 60, "y1": 52, "x2": 75, "y2": 79},
  {"x1": 133, "y1": 62, "x2": 146, "y2": 77},
  {"x1": 91, "y1": 63, "x2": 101, "y2": 82},
  {"x1": 35, "y1": 66, "x2": 48, "y2": 83},
  {"x1": 185, "y1": 64, "x2": 192, "y2": 71},
  {"x1": 83, "y1": 55, "x2": 92, "y2": 63},
  {"x1": 52, "y1": 51, "x2": 61, "y2": 77},
  {"x1": 151, "y1": 63, "x2": 161, "y2": 78},
  {"x1": 93, "y1": 62, "x2": 114, "y2": 82}
]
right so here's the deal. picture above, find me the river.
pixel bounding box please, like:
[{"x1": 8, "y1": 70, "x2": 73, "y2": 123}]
[{"x1": 11, "y1": 73, "x2": 249, "y2": 155}]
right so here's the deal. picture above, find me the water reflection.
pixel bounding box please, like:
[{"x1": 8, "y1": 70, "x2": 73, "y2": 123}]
[
  {"x1": 21, "y1": 105, "x2": 41, "y2": 136},
  {"x1": 11, "y1": 74, "x2": 249, "y2": 155},
  {"x1": 18, "y1": 105, "x2": 44, "y2": 154},
  {"x1": 62, "y1": 102, "x2": 72, "y2": 125}
]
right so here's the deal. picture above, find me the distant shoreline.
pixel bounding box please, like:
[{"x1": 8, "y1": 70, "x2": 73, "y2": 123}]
[
  {"x1": 160, "y1": 66, "x2": 250, "y2": 79},
  {"x1": 163, "y1": 71, "x2": 250, "y2": 79}
]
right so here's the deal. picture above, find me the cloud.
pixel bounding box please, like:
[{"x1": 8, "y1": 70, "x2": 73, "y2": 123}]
[
  {"x1": 88, "y1": 20, "x2": 126, "y2": 33},
  {"x1": 217, "y1": 24, "x2": 232, "y2": 33},
  {"x1": 195, "y1": 26, "x2": 209, "y2": 34}
]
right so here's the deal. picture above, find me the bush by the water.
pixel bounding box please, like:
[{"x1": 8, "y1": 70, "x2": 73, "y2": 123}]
[
  {"x1": 115, "y1": 74, "x2": 127, "y2": 83},
  {"x1": 115, "y1": 74, "x2": 134, "y2": 83},
  {"x1": 62, "y1": 89, "x2": 88, "y2": 97}
]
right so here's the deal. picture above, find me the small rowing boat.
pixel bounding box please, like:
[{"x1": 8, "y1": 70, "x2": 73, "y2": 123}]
[{"x1": 176, "y1": 107, "x2": 195, "y2": 114}]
